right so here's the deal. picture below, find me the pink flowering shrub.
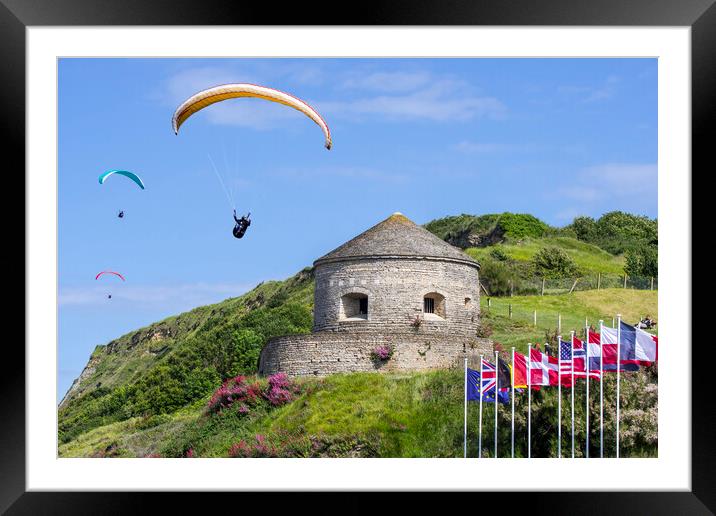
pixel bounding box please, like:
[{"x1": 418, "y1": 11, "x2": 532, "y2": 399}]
[
  {"x1": 263, "y1": 373, "x2": 295, "y2": 406},
  {"x1": 370, "y1": 344, "x2": 395, "y2": 362},
  {"x1": 207, "y1": 373, "x2": 298, "y2": 414},
  {"x1": 228, "y1": 434, "x2": 278, "y2": 458},
  {"x1": 207, "y1": 375, "x2": 248, "y2": 413}
]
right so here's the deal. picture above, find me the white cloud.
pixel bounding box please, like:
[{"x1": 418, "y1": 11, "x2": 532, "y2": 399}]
[
  {"x1": 162, "y1": 65, "x2": 315, "y2": 131},
  {"x1": 319, "y1": 80, "x2": 505, "y2": 122},
  {"x1": 556, "y1": 163, "x2": 657, "y2": 202},
  {"x1": 271, "y1": 166, "x2": 408, "y2": 184},
  {"x1": 59, "y1": 282, "x2": 253, "y2": 307},
  {"x1": 341, "y1": 71, "x2": 432, "y2": 93},
  {"x1": 582, "y1": 163, "x2": 657, "y2": 193},
  {"x1": 162, "y1": 65, "x2": 506, "y2": 128},
  {"x1": 559, "y1": 75, "x2": 620, "y2": 103},
  {"x1": 453, "y1": 141, "x2": 538, "y2": 154}
]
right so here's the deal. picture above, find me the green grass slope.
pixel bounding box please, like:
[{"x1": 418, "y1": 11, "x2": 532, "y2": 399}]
[{"x1": 465, "y1": 237, "x2": 625, "y2": 275}]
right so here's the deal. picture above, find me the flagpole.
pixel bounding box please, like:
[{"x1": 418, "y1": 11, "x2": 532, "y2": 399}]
[
  {"x1": 527, "y1": 344, "x2": 532, "y2": 459},
  {"x1": 571, "y1": 330, "x2": 575, "y2": 459},
  {"x1": 494, "y1": 350, "x2": 499, "y2": 459},
  {"x1": 599, "y1": 319, "x2": 604, "y2": 458},
  {"x1": 558, "y1": 335, "x2": 562, "y2": 458},
  {"x1": 511, "y1": 347, "x2": 515, "y2": 459},
  {"x1": 464, "y1": 356, "x2": 468, "y2": 458},
  {"x1": 479, "y1": 354, "x2": 484, "y2": 459},
  {"x1": 616, "y1": 314, "x2": 622, "y2": 458},
  {"x1": 585, "y1": 323, "x2": 590, "y2": 458}
]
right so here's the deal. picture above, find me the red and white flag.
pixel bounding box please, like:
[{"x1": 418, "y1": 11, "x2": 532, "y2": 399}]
[{"x1": 529, "y1": 348, "x2": 558, "y2": 386}]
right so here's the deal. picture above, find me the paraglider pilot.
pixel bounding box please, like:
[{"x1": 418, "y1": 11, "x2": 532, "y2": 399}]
[
  {"x1": 233, "y1": 210, "x2": 251, "y2": 239},
  {"x1": 118, "y1": 210, "x2": 124, "y2": 219}
]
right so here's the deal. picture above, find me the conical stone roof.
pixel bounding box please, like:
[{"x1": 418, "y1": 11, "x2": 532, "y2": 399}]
[{"x1": 314, "y1": 212, "x2": 479, "y2": 268}]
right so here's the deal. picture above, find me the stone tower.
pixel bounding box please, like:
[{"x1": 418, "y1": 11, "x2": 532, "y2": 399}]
[{"x1": 259, "y1": 213, "x2": 491, "y2": 376}]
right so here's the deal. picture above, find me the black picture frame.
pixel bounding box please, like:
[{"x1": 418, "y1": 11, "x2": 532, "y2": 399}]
[{"x1": 3, "y1": 0, "x2": 708, "y2": 513}]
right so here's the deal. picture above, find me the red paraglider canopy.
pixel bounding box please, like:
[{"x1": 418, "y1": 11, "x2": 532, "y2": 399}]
[{"x1": 95, "y1": 271, "x2": 126, "y2": 281}]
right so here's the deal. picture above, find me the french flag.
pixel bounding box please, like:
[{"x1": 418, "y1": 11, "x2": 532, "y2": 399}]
[
  {"x1": 619, "y1": 321, "x2": 658, "y2": 365},
  {"x1": 599, "y1": 326, "x2": 641, "y2": 372}
]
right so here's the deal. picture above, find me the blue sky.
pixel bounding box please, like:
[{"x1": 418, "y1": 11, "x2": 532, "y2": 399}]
[{"x1": 58, "y1": 58, "x2": 657, "y2": 400}]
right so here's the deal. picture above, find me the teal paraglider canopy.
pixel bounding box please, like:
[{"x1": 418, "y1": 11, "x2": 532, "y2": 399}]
[{"x1": 98, "y1": 170, "x2": 145, "y2": 190}]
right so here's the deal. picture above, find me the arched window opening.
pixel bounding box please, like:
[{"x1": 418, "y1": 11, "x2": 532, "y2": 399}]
[
  {"x1": 423, "y1": 293, "x2": 446, "y2": 319},
  {"x1": 341, "y1": 293, "x2": 368, "y2": 320}
]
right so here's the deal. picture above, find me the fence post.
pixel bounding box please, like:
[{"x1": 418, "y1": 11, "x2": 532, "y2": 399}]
[
  {"x1": 623, "y1": 274, "x2": 627, "y2": 289},
  {"x1": 487, "y1": 297, "x2": 491, "y2": 308},
  {"x1": 510, "y1": 280, "x2": 514, "y2": 297},
  {"x1": 541, "y1": 278, "x2": 545, "y2": 296},
  {"x1": 651, "y1": 277, "x2": 654, "y2": 290},
  {"x1": 533, "y1": 310, "x2": 537, "y2": 326},
  {"x1": 509, "y1": 304, "x2": 513, "y2": 319},
  {"x1": 597, "y1": 272, "x2": 601, "y2": 290}
]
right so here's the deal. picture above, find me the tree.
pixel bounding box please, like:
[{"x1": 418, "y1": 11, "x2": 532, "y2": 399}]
[
  {"x1": 624, "y1": 245, "x2": 658, "y2": 277},
  {"x1": 532, "y1": 246, "x2": 579, "y2": 278},
  {"x1": 569, "y1": 216, "x2": 597, "y2": 242}
]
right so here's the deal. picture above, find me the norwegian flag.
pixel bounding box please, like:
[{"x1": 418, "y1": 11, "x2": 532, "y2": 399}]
[
  {"x1": 529, "y1": 348, "x2": 558, "y2": 386},
  {"x1": 481, "y1": 358, "x2": 497, "y2": 393}
]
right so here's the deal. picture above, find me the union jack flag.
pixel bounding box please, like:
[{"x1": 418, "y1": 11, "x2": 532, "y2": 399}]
[{"x1": 481, "y1": 358, "x2": 497, "y2": 393}]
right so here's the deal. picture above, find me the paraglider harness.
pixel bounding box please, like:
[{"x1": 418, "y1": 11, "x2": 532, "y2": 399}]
[
  {"x1": 118, "y1": 210, "x2": 124, "y2": 219},
  {"x1": 233, "y1": 210, "x2": 251, "y2": 239}
]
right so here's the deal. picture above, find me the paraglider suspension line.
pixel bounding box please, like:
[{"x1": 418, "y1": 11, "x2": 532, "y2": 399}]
[{"x1": 207, "y1": 153, "x2": 235, "y2": 210}]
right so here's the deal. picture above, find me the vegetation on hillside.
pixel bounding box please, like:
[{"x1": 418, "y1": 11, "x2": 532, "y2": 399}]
[
  {"x1": 59, "y1": 211, "x2": 659, "y2": 458},
  {"x1": 58, "y1": 268, "x2": 314, "y2": 445},
  {"x1": 565, "y1": 211, "x2": 657, "y2": 255},
  {"x1": 59, "y1": 361, "x2": 657, "y2": 459},
  {"x1": 59, "y1": 281, "x2": 657, "y2": 458},
  {"x1": 424, "y1": 212, "x2": 550, "y2": 247},
  {"x1": 424, "y1": 212, "x2": 656, "y2": 296}
]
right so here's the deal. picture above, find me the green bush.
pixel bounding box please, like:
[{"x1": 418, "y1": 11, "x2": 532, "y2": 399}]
[
  {"x1": 498, "y1": 213, "x2": 549, "y2": 239},
  {"x1": 479, "y1": 258, "x2": 528, "y2": 296},
  {"x1": 532, "y1": 246, "x2": 579, "y2": 278},
  {"x1": 566, "y1": 211, "x2": 657, "y2": 256},
  {"x1": 624, "y1": 245, "x2": 658, "y2": 277},
  {"x1": 490, "y1": 248, "x2": 509, "y2": 261}
]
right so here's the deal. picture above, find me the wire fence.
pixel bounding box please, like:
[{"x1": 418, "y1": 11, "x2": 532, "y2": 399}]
[
  {"x1": 481, "y1": 273, "x2": 657, "y2": 297},
  {"x1": 480, "y1": 297, "x2": 657, "y2": 339}
]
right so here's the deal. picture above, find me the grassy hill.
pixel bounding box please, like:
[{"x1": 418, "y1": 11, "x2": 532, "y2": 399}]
[
  {"x1": 465, "y1": 236, "x2": 625, "y2": 275},
  {"x1": 59, "y1": 212, "x2": 658, "y2": 458},
  {"x1": 59, "y1": 277, "x2": 657, "y2": 458}
]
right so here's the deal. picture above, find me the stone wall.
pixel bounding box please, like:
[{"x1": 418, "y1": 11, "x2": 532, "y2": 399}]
[
  {"x1": 313, "y1": 257, "x2": 480, "y2": 337},
  {"x1": 259, "y1": 331, "x2": 492, "y2": 377}
]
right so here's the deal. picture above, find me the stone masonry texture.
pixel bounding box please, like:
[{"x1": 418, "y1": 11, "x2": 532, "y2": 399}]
[{"x1": 259, "y1": 213, "x2": 491, "y2": 376}]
